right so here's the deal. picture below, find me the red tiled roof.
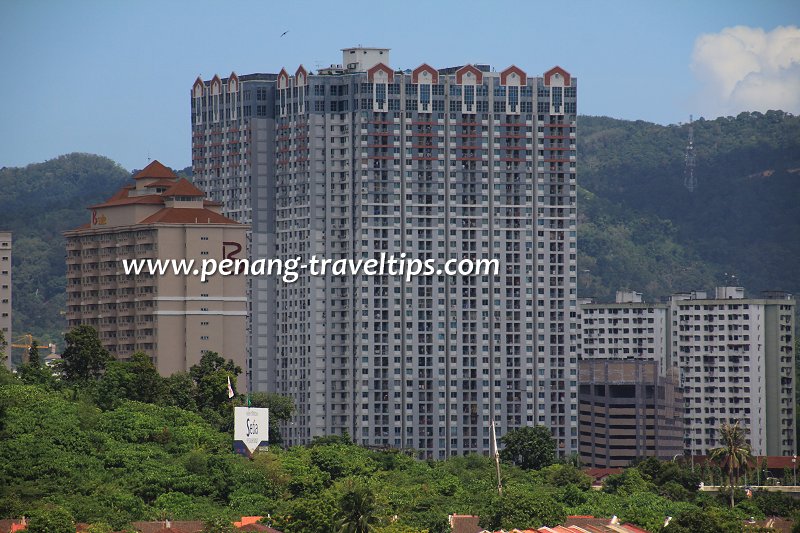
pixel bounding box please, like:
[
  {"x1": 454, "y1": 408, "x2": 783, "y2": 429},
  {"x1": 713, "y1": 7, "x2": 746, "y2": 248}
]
[
  {"x1": 204, "y1": 199, "x2": 223, "y2": 207},
  {"x1": 131, "y1": 521, "x2": 204, "y2": 533},
  {"x1": 88, "y1": 193, "x2": 164, "y2": 209},
  {"x1": 133, "y1": 160, "x2": 178, "y2": 180},
  {"x1": 144, "y1": 179, "x2": 179, "y2": 188},
  {"x1": 139, "y1": 207, "x2": 239, "y2": 225},
  {"x1": 162, "y1": 178, "x2": 205, "y2": 197},
  {"x1": 582, "y1": 468, "x2": 623, "y2": 482},
  {"x1": 450, "y1": 515, "x2": 481, "y2": 533}
]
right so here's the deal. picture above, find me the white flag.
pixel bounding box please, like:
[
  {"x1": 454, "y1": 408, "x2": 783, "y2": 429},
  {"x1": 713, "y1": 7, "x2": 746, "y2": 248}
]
[{"x1": 227, "y1": 376, "x2": 235, "y2": 399}]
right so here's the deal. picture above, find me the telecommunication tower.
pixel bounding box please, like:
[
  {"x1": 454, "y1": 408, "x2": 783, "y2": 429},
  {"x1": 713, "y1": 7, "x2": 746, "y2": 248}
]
[{"x1": 684, "y1": 115, "x2": 697, "y2": 192}]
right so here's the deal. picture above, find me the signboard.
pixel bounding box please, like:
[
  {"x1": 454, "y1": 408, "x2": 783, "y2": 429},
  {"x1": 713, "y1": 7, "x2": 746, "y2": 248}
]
[{"x1": 234, "y1": 406, "x2": 269, "y2": 455}]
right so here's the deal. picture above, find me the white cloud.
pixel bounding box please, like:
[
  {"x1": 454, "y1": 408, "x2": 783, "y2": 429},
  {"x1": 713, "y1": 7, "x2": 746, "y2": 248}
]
[{"x1": 691, "y1": 25, "x2": 800, "y2": 116}]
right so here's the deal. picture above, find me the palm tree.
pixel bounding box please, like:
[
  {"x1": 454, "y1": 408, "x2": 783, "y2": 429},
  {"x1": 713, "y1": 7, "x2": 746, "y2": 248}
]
[
  {"x1": 709, "y1": 420, "x2": 752, "y2": 508},
  {"x1": 337, "y1": 480, "x2": 379, "y2": 533}
]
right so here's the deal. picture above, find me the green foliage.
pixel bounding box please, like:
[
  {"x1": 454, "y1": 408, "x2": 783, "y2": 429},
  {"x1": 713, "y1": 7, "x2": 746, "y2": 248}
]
[
  {"x1": 0, "y1": 154, "x2": 131, "y2": 353},
  {"x1": 188, "y1": 351, "x2": 241, "y2": 427},
  {"x1": 602, "y1": 468, "x2": 655, "y2": 496},
  {"x1": 93, "y1": 353, "x2": 166, "y2": 409},
  {"x1": 3, "y1": 371, "x2": 798, "y2": 532},
  {"x1": 59, "y1": 325, "x2": 111, "y2": 383},
  {"x1": 499, "y1": 425, "x2": 556, "y2": 470},
  {"x1": 578, "y1": 111, "x2": 800, "y2": 302},
  {"x1": 663, "y1": 505, "x2": 745, "y2": 532},
  {"x1": 26, "y1": 505, "x2": 75, "y2": 533},
  {"x1": 480, "y1": 486, "x2": 565, "y2": 530},
  {"x1": 336, "y1": 479, "x2": 380, "y2": 533}
]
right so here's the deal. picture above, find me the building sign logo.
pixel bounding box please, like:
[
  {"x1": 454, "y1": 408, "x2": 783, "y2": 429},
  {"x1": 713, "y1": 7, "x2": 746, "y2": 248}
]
[
  {"x1": 234, "y1": 406, "x2": 269, "y2": 454},
  {"x1": 92, "y1": 210, "x2": 108, "y2": 226},
  {"x1": 223, "y1": 241, "x2": 242, "y2": 259}
]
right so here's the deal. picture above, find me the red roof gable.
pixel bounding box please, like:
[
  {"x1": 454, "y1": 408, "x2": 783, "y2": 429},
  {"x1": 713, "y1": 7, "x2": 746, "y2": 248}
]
[
  {"x1": 139, "y1": 207, "x2": 239, "y2": 225},
  {"x1": 367, "y1": 63, "x2": 394, "y2": 83},
  {"x1": 133, "y1": 160, "x2": 178, "y2": 180},
  {"x1": 88, "y1": 193, "x2": 164, "y2": 209},
  {"x1": 456, "y1": 65, "x2": 483, "y2": 84},
  {"x1": 162, "y1": 178, "x2": 204, "y2": 197},
  {"x1": 412, "y1": 63, "x2": 439, "y2": 84},
  {"x1": 144, "y1": 179, "x2": 179, "y2": 188},
  {"x1": 544, "y1": 66, "x2": 572, "y2": 87}
]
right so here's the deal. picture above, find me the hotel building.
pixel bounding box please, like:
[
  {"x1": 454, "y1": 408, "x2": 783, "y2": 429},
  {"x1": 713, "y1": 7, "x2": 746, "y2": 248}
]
[{"x1": 64, "y1": 161, "x2": 248, "y2": 375}]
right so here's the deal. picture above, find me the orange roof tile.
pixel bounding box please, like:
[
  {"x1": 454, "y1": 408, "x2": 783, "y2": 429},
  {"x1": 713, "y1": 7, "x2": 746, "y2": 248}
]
[
  {"x1": 139, "y1": 207, "x2": 240, "y2": 225},
  {"x1": 204, "y1": 199, "x2": 223, "y2": 207},
  {"x1": 144, "y1": 179, "x2": 179, "y2": 188},
  {"x1": 162, "y1": 178, "x2": 205, "y2": 197},
  {"x1": 133, "y1": 160, "x2": 178, "y2": 180},
  {"x1": 88, "y1": 194, "x2": 164, "y2": 209}
]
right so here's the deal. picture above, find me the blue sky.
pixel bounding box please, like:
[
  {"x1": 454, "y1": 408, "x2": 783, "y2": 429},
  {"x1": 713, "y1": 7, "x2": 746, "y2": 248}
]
[{"x1": 0, "y1": 0, "x2": 797, "y2": 171}]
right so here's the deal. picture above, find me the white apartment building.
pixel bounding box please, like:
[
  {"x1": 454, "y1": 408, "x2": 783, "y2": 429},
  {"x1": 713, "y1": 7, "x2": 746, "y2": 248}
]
[
  {"x1": 192, "y1": 48, "x2": 580, "y2": 458},
  {"x1": 579, "y1": 290, "x2": 670, "y2": 372},
  {"x1": 671, "y1": 287, "x2": 795, "y2": 456}
]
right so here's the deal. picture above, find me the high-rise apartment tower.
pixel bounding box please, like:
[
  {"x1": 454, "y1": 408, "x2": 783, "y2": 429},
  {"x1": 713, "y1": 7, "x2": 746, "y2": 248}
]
[{"x1": 191, "y1": 48, "x2": 578, "y2": 458}]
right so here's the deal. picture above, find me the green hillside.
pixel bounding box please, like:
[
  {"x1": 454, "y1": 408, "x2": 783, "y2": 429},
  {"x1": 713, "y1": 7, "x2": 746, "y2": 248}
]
[
  {"x1": 0, "y1": 361, "x2": 790, "y2": 532},
  {"x1": 0, "y1": 154, "x2": 130, "y2": 356},
  {"x1": 2, "y1": 111, "x2": 799, "y2": 349},
  {"x1": 577, "y1": 111, "x2": 800, "y2": 301}
]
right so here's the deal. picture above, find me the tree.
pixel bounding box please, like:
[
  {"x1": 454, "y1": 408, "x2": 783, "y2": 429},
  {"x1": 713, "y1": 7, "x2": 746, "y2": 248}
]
[
  {"x1": 94, "y1": 352, "x2": 166, "y2": 409},
  {"x1": 709, "y1": 420, "x2": 752, "y2": 508},
  {"x1": 499, "y1": 425, "x2": 556, "y2": 470},
  {"x1": 59, "y1": 325, "x2": 111, "y2": 383},
  {"x1": 201, "y1": 517, "x2": 235, "y2": 533},
  {"x1": 480, "y1": 486, "x2": 566, "y2": 530},
  {"x1": 26, "y1": 505, "x2": 75, "y2": 533},
  {"x1": 17, "y1": 338, "x2": 54, "y2": 386},
  {"x1": 189, "y1": 351, "x2": 241, "y2": 413},
  {"x1": 248, "y1": 391, "x2": 295, "y2": 443},
  {"x1": 28, "y1": 340, "x2": 41, "y2": 368},
  {"x1": 337, "y1": 480, "x2": 380, "y2": 533}
]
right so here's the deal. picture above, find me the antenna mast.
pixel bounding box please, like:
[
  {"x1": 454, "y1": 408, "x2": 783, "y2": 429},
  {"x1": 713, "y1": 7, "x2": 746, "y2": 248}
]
[
  {"x1": 683, "y1": 115, "x2": 697, "y2": 192},
  {"x1": 490, "y1": 420, "x2": 503, "y2": 495}
]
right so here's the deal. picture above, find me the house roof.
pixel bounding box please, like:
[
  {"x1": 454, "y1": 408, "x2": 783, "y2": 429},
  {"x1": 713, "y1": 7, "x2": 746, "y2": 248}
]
[
  {"x1": 88, "y1": 192, "x2": 164, "y2": 209},
  {"x1": 144, "y1": 179, "x2": 181, "y2": 188},
  {"x1": 131, "y1": 521, "x2": 205, "y2": 533},
  {"x1": 474, "y1": 516, "x2": 651, "y2": 533},
  {"x1": 450, "y1": 514, "x2": 481, "y2": 533},
  {"x1": 133, "y1": 160, "x2": 178, "y2": 180},
  {"x1": 139, "y1": 207, "x2": 239, "y2": 225},
  {"x1": 162, "y1": 178, "x2": 205, "y2": 197},
  {"x1": 583, "y1": 468, "x2": 624, "y2": 483}
]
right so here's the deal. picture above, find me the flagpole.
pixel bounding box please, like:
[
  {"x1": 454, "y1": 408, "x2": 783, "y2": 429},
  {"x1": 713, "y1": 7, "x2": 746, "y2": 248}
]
[{"x1": 491, "y1": 419, "x2": 503, "y2": 495}]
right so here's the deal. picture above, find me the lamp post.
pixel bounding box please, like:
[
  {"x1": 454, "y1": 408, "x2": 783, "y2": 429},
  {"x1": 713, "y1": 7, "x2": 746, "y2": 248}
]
[{"x1": 793, "y1": 456, "x2": 797, "y2": 486}]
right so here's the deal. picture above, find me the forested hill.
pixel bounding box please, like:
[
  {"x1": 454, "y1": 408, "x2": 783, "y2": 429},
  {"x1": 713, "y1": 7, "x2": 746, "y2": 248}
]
[
  {"x1": 577, "y1": 111, "x2": 800, "y2": 302},
  {"x1": 0, "y1": 155, "x2": 130, "y2": 352},
  {"x1": 2, "y1": 111, "x2": 799, "y2": 348}
]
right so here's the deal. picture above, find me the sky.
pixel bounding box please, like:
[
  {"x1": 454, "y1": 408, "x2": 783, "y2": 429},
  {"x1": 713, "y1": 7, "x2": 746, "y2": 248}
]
[{"x1": 0, "y1": 0, "x2": 798, "y2": 171}]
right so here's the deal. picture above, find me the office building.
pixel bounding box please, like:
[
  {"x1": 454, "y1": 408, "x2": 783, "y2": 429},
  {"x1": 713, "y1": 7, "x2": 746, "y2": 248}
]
[
  {"x1": 578, "y1": 359, "x2": 684, "y2": 467},
  {"x1": 671, "y1": 287, "x2": 796, "y2": 456},
  {"x1": 192, "y1": 48, "x2": 579, "y2": 458},
  {"x1": 577, "y1": 291, "x2": 680, "y2": 466},
  {"x1": 0, "y1": 232, "x2": 10, "y2": 367},
  {"x1": 64, "y1": 161, "x2": 248, "y2": 375}
]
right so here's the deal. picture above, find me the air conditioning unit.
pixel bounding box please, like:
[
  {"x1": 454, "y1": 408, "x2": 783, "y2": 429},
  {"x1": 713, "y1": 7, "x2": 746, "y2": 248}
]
[{"x1": 347, "y1": 63, "x2": 358, "y2": 70}]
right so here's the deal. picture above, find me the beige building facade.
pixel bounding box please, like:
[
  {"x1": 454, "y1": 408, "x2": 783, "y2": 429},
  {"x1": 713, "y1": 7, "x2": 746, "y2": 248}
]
[
  {"x1": 64, "y1": 161, "x2": 248, "y2": 376},
  {"x1": 0, "y1": 232, "x2": 10, "y2": 367}
]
